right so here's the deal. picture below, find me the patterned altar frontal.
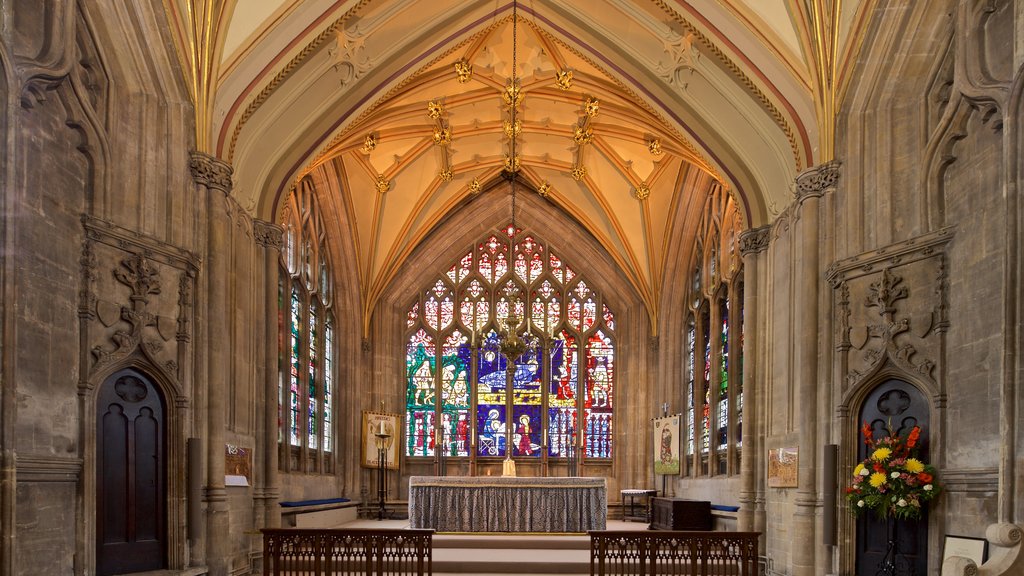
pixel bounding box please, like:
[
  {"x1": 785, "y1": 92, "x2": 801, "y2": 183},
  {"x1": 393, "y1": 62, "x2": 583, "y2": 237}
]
[{"x1": 408, "y1": 476, "x2": 607, "y2": 533}]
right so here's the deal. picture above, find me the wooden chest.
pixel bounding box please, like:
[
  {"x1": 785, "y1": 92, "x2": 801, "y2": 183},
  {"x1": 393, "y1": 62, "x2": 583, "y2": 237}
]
[{"x1": 649, "y1": 498, "x2": 712, "y2": 531}]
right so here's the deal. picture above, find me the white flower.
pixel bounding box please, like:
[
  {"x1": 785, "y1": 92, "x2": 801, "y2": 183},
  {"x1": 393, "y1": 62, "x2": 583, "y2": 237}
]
[
  {"x1": 857, "y1": 500, "x2": 865, "y2": 508},
  {"x1": 924, "y1": 484, "x2": 933, "y2": 491},
  {"x1": 859, "y1": 468, "x2": 870, "y2": 476},
  {"x1": 897, "y1": 499, "x2": 907, "y2": 507},
  {"x1": 890, "y1": 471, "x2": 901, "y2": 479}
]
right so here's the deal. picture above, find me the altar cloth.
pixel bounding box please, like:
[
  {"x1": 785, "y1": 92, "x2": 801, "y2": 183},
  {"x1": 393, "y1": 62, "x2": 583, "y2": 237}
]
[{"x1": 408, "y1": 476, "x2": 607, "y2": 533}]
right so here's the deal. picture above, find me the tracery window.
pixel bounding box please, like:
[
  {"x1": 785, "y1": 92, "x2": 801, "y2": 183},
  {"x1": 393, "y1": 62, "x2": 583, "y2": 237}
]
[
  {"x1": 405, "y1": 224, "x2": 615, "y2": 461},
  {"x1": 279, "y1": 181, "x2": 335, "y2": 473},
  {"x1": 683, "y1": 185, "x2": 743, "y2": 476}
]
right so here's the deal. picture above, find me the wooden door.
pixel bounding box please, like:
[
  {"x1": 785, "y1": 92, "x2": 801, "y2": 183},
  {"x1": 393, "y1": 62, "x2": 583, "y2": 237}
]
[
  {"x1": 96, "y1": 369, "x2": 166, "y2": 575},
  {"x1": 855, "y1": 379, "x2": 929, "y2": 576}
]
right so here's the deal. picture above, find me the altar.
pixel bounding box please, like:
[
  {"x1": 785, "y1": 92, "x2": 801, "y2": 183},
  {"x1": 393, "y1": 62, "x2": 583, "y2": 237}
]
[{"x1": 408, "y1": 476, "x2": 607, "y2": 533}]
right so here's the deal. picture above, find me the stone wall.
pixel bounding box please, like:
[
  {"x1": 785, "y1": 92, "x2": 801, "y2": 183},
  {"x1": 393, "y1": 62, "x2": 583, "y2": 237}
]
[
  {"x1": 1, "y1": 2, "x2": 280, "y2": 575},
  {"x1": 751, "y1": 1, "x2": 1024, "y2": 574}
]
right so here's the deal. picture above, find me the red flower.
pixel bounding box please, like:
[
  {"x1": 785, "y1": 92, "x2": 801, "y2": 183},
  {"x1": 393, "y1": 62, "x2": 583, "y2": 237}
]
[
  {"x1": 873, "y1": 463, "x2": 885, "y2": 474},
  {"x1": 918, "y1": 472, "x2": 932, "y2": 483},
  {"x1": 907, "y1": 426, "x2": 920, "y2": 449},
  {"x1": 862, "y1": 422, "x2": 873, "y2": 445}
]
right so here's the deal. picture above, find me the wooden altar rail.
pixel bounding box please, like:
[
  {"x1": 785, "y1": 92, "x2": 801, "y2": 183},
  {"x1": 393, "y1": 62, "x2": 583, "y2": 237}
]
[
  {"x1": 262, "y1": 528, "x2": 433, "y2": 576},
  {"x1": 589, "y1": 531, "x2": 760, "y2": 576}
]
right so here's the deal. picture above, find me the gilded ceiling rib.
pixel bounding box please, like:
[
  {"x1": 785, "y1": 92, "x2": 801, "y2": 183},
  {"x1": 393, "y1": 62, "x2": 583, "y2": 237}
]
[
  {"x1": 652, "y1": 0, "x2": 807, "y2": 171},
  {"x1": 165, "y1": 0, "x2": 236, "y2": 153}
]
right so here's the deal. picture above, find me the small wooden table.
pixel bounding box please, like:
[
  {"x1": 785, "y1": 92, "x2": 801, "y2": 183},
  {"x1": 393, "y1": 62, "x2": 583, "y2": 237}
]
[{"x1": 619, "y1": 489, "x2": 657, "y2": 522}]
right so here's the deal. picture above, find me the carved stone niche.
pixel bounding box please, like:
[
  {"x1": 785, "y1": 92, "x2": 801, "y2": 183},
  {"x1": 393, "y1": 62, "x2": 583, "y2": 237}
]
[
  {"x1": 81, "y1": 216, "x2": 200, "y2": 386},
  {"x1": 825, "y1": 227, "x2": 955, "y2": 393}
]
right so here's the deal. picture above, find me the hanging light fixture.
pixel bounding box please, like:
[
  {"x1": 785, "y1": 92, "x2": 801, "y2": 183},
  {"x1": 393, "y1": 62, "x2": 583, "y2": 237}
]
[{"x1": 496, "y1": 0, "x2": 535, "y2": 363}]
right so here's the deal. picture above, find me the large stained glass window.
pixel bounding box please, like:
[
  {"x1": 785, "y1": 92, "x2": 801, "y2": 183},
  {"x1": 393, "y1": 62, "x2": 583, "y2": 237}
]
[
  {"x1": 405, "y1": 224, "x2": 616, "y2": 462},
  {"x1": 279, "y1": 180, "x2": 336, "y2": 473},
  {"x1": 682, "y1": 184, "x2": 744, "y2": 477}
]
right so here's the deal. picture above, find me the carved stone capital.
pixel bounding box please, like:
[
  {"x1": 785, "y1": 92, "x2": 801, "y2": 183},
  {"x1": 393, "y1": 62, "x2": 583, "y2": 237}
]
[
  {"x1": 795, "y1": 160, "x2": 841, "y2": 200},
  {"x1": 738, "y1": 225, "x2": 771, "y2": 256},
  {"x1": 189, "y1": 151, "x2": 233, "y2": 193},
  {"x1": 253, "y1": 220, "x2": 284, "y2": 250}
]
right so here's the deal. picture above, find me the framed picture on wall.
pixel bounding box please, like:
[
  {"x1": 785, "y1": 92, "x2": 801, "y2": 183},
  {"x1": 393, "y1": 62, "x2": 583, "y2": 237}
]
[
  {"x1": 361, "y1": 411, "x2": 400, "y2": 470},
  {"x1": 943, "y1": 535, "x2": 988, "y2": 566},
  {"x1": 767, "y1": 447, "x2": 799, "y2": 487}
]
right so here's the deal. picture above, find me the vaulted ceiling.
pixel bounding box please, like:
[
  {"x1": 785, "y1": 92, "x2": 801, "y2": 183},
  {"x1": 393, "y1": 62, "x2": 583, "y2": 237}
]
[{"x1": 164, "y1": 0, "x2": 877, "y2": 327}]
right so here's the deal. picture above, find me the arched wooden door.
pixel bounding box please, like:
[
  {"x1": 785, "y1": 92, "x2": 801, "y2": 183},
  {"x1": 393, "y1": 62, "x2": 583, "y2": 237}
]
[
  {"x1": 96, "y1": 369, "x2": 167, "y2": 575},
  {"x1": 855, "y1": 378, "x2": 929, "y2": 575}
]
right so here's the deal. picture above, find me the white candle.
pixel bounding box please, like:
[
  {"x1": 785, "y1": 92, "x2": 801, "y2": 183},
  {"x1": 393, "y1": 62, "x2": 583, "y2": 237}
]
[{"x1": 379, "y1": 421, "x2": 387, "y2": 436}]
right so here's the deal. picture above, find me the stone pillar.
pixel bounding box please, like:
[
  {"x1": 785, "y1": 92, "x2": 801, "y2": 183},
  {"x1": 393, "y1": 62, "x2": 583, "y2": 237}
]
[
  {"x1": 254, "y1": 220, "x2": 283, "y2": 528},
  {"x1": 790, "y1": 161, "x2": 839, "y2": 576},
  {"x1": 737, "y1": 226, "x2": 769, "y2": 532},
  {"x1": 190, "y1": 152, "x2": 232, "y2": 576}
]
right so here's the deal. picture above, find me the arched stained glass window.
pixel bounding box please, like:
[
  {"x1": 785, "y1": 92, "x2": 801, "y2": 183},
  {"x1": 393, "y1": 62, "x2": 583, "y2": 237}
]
[
  {"x1": 682, "y1": 184, "x2": 744, "y2": 477},
  {"x1": 405, "y1": 224, "x2": 616, "y2": 461},
  {"x1": 279, "y1": 180, "x2": 336, "y2": 473}
]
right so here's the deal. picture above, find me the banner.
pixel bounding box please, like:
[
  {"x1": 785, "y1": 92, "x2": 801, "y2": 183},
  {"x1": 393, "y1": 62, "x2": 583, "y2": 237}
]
[{"x1": 653, "y1": 415, "x2": 680, "y2": 475}]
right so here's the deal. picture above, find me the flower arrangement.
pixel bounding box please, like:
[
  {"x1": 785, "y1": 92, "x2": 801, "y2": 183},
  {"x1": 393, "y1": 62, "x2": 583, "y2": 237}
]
[{"x1": 846, "y1": 422, "x2": 941, "y2": 520}]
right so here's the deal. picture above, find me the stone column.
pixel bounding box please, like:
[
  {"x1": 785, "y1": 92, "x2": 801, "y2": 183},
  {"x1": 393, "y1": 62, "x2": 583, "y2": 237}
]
[
  {"x1": 190, "y1": 152, "x2": 232, "y2": 576},
  {"x1": 254, "y1": 220, "x2": 283, "y2": 528},
  {"x1": 737, "y1": 226, "x2": 769, "y2": 532},
  {"x1": 790, "y1": 161, "x2": 839, "y2": 576}
]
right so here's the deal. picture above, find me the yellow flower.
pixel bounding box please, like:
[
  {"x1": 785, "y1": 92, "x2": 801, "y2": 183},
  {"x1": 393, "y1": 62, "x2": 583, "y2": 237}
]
[
  {"x1": 869, "y1": 472, "x2": 887, "y2": 488},
  {"x1": 872, "y1": 447, "x2": 892, "y2": 461},
  {"x1": 905, "y1": 458, "x2": 925, "y2": 473},
  {"x1": 854, "y1": 463, "x2": 866, "y2": 477}
]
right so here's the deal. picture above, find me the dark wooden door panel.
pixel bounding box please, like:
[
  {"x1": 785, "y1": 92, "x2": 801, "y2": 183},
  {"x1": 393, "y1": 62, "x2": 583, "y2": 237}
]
[{"x1": 97, "y1": 370, "x2": 166, "y2": 575}]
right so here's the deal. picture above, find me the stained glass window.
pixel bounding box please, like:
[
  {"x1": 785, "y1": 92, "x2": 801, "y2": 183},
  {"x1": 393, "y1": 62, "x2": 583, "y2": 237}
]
[
  {"x1": 290, "y1": 288, "x2": 301, "y2": 446},
  {"x1": 405, "y1": 225, "x2": 615, "y2": 461},
  {"x1": 324, "y1": 320, "x2": 333, "y2": 453},
  {"x1": 718, "y1": 297, "x2": 729, "y2": 451},
  {"x1": 686, "y1": 317, "x2": 695, "y2": 455},
  {"x1": 279, "y1": 180, "x2": 337, "y2": 472}
]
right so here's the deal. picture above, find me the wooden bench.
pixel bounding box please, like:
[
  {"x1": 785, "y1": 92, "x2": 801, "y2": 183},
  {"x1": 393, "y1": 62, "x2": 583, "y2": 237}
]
[
  {"x1": 590, "y1": 530, "x2": 759, "y2": 575},
  {"x1": 262, "y1": 528, "x2": 433, "y2": 576},
  {"x1": 279, "y1": 498, "x2": 358, "y2": 528}
]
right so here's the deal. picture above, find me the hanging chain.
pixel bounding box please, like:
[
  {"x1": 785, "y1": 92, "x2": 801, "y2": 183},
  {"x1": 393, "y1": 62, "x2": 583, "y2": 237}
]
[{"x1": 510, "y1": 0, "x2": 518, "y2": 233}]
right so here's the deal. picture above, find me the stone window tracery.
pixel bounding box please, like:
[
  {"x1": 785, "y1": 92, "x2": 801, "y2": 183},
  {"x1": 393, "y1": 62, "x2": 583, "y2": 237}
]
[
  {"x1": 279, "y1": 181, "x2": 335, "y2": 472},
  {"x1": 683, "y1": 185, "x2": 744, "y2": 476}
]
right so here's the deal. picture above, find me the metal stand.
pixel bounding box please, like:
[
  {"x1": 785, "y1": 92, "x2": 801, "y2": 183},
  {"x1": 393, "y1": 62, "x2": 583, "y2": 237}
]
[
  {"x1": 375, "y1": 430, "x2": 391, "y2": 521},
  {"x1": 875, "y1": 517, "x2": 897, "y2": 576}
]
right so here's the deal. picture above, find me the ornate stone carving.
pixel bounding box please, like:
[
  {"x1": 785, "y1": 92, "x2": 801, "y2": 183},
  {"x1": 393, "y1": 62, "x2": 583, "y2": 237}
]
[
  {"x1": 829, "y1": 228, "x2": 954, "y2": 393},
  {"x1": 738, "y1": 226, "x2": 770, "y2": 256},
  {"x1": 114, "y1": 253, "x2": 162, "y2": 304},
  {"x1": 330, "y1": 27, "x2": 373, "y2": 87},
  {"x1": 253, "y1": 220, "x2": 284, "y2": 250},
  {"x1": 795, "y1": 160, "x2": 840, "y2": 200},
  {"x1": 189, "y1": 151, "x2": 233, "y2": 193},
  {"x1": 82, "y1": 216, "x2": 199, "y2": 386}
]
